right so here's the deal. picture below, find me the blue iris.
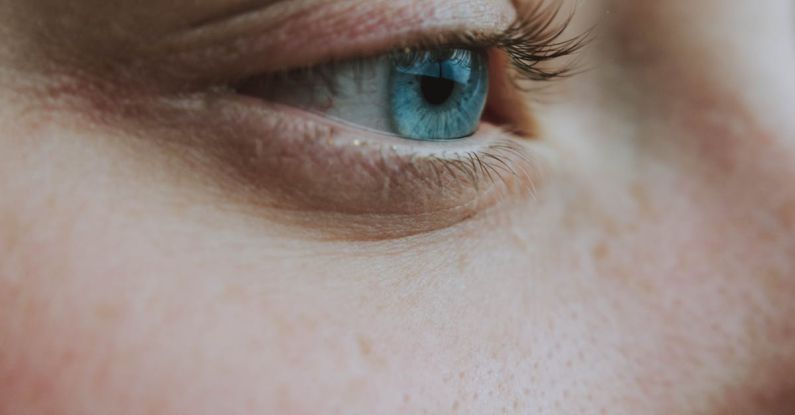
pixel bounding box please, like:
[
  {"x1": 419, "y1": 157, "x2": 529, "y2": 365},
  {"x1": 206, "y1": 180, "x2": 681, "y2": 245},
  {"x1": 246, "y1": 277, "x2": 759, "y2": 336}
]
[{"x1": 389, "y1": 49, "x2": 489, "y2": 141}]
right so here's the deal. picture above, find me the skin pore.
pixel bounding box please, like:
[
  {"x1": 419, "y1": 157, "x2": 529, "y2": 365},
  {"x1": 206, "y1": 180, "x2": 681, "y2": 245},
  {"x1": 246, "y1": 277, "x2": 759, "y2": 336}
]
[{"x1": 1, "y1": 0, "x2": 794, "y2": 414}]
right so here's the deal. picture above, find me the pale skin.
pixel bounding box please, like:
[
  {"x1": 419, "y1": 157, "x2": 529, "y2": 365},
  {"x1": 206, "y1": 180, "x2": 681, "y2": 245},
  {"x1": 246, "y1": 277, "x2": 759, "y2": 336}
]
[{"x1": 1, "y1": 0, "x2": 794, "y2": 414}]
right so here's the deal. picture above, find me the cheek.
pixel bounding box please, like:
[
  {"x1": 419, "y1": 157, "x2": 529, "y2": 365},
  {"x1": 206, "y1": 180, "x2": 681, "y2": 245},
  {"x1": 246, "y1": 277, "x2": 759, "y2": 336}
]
[
  {"x1": 0, "y1": 217, "x2": 335, "y2": 413},
  {"x1": 0, "y1": 180, "x2": 483, "y2": 415},
  {"x1": 535, "y1": 63, "x2": 795, "y2": 407},
  {"x1": 2, "y1": 93, "x2": 795, "y2": 415},
  {"x1": 0, "y1": 112, "x2": 538, "y2": 414}
]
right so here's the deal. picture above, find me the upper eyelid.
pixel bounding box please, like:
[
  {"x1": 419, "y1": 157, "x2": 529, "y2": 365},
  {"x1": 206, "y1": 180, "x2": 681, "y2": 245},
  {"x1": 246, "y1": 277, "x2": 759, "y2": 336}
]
[
  {"x1": 165, "y1": 0, "x2": 517, "y2": 40},
  {"x1": 182, "y1": 0, "x2": 293, "y2": 30},
  {"x1": 235, "y1": 4, "x2": 590, "y2": 97},
  {"x1": 139, "y1": 0, "x2": 518, "y2": 85},
  {"x1": 140, "y1": 1, "x2": 589, "y2": 91}
]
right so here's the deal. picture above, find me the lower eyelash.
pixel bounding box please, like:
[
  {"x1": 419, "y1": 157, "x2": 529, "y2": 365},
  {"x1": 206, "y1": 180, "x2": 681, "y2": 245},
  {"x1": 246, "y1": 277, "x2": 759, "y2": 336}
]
[
  {"x1": 430, "y1": 142, "x2": 535, "y2": 193},
  {"x1": 377, "y1": 136, "x2": 542, "y2": 201}
]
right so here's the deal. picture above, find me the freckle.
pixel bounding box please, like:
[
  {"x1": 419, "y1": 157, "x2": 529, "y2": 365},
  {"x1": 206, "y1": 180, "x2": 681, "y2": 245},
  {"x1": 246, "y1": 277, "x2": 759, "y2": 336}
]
[
  {"x1": 592, "y1": 242, "x2": 609, "y2": 261},
  {"x1": 777, "y1": 200, "x2": 795, "y2": 231},
  {"x1": 458, "y1": 371, "x2": 466, "y2": 380},
  {"x1": 452, "y1": 400, "x2": 460, "y2": 411},
  {"x1": 457, "y1": 255, "x2": 471, "y2": 272},
  {"x1": 630, "y1": 182, "x2": 656, "y2": 217},
  {"x1": 762, "y1": 268, "x2": 786, "y2": 292},
  {"x1": 0, "y1": 214, "x2": 27, "y2": 255},
  {"x1": 357, "y1": 336, "x2": 372, "y2": 357},
  {"x1": 222, "y1": 283, "x2": 246, "y2": 303},
  {"x1": 403, "y1": 393, "x2": 411, "y2": 403},
  {"x1": 94, "y1": 303, "x2": 122, "y2": 322}
]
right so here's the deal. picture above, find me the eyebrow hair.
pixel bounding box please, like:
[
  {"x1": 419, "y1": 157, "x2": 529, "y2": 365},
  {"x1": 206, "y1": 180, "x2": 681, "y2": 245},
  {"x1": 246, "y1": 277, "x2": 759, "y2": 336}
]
[{"x1": 187, "y1": 0, "x2": 290, "y2": 29}]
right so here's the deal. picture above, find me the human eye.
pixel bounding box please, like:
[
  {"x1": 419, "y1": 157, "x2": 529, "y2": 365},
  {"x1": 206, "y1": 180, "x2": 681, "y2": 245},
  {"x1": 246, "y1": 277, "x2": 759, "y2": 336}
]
[
  {"x1": 247, "y1": 48, "x2": 490, "y2": 141},
  {"x1": 106, "y1": 1, "x2": 591, "y2": 239},
  {"x1": 238, "y1": 3, "x2": 588, "y2": 143}
]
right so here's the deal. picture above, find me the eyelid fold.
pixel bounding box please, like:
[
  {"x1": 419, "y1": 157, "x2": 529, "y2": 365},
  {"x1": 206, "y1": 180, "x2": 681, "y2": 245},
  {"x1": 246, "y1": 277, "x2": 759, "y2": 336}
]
[
  {"x1": 137, "y1": 0, "x2": 518, "y2": 87},
  {"x1": 137, "y1": 0, "x2": 588, "y2": 92}
]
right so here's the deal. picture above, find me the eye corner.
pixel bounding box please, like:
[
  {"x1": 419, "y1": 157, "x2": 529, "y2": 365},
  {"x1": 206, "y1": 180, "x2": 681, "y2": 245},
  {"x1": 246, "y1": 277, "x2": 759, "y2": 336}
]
[{"x1": 480, "y1": 50, "x2": 538, "y2": 139}]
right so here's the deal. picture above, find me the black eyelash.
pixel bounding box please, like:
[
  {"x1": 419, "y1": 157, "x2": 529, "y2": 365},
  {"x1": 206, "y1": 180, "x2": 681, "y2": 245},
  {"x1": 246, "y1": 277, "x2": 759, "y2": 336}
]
[
  {"x1": 395, "y1": 1, "x2": 592, "y2": 83},
  {"x1": 490, "y1": 1, "x2": 592, "y2": 81}
]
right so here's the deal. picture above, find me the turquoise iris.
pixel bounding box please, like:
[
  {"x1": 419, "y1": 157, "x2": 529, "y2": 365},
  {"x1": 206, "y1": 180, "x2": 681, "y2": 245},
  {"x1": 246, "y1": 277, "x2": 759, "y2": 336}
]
[{"x1": 389, "y1": 49, "x2": 489, "y2": 141}]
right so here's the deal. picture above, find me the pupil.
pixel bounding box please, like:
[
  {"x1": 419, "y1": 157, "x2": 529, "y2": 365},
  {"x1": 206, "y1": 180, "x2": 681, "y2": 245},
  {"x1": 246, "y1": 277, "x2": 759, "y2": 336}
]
[{"x1": 420, "y1": 76, "x2": 455, "y2": 106}]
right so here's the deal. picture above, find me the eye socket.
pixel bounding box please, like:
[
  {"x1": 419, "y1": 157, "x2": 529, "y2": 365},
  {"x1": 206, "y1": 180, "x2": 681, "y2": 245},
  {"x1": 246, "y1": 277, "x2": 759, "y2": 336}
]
[
  {"x1": 240, "y1": 48, "x2": 490, "y2": 141},
  {"x1": 83, "y1": 2, "x2": 590, "y2": 239}
]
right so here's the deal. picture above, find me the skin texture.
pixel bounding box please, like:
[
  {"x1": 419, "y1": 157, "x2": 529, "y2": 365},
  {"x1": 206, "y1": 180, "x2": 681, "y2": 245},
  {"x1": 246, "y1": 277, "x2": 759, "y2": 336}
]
[{"x1": 1, "y1": 0, "x2": 794, "y2": 414}]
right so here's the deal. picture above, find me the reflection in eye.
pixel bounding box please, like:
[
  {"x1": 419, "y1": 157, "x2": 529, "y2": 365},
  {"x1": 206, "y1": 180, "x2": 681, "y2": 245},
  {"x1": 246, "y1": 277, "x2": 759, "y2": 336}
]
[{"x1": 391, "y1": 49, "x2": 488, "y2": 140}]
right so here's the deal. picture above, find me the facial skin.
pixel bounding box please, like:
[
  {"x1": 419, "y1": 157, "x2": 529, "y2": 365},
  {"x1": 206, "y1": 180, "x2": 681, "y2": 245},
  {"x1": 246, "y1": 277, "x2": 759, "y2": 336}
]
[{"x1": 1, "y1": 0, "x2": 794, "y2": 413}]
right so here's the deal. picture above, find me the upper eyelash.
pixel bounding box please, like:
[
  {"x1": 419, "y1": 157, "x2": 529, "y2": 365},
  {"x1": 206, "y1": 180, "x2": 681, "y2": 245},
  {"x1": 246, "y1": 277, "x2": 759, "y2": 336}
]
[
  {"x1": 489, "y1": 1, "x2": 593, "y2": 81},
  {"x1": 389, "y1": 1, "x2": 592, "y2": 82}
]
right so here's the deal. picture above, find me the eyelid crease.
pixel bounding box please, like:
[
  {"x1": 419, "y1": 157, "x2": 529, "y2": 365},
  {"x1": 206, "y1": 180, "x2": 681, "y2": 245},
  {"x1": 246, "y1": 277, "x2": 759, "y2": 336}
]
[
  {"x1": 184, "y1": 0, "x2": 291, "y2": 30},
  {"x1": 144, "y1": 0, "x2": 516, "y2": 85}
]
